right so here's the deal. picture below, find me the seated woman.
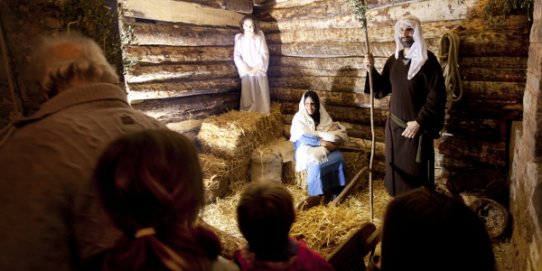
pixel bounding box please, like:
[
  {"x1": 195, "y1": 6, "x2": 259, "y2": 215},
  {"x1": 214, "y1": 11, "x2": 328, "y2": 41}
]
[
  {"x1": 290, "y1": 90, "x2": 348, "y2": 197},
  {"x1": 88, "y1": 129, "x2": 239, "y2": 271}
]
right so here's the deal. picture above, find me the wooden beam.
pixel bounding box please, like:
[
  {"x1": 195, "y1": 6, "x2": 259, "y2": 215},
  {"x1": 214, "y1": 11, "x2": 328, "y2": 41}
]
[
  {"x1": 129, "y1": 22, "x2": 237, "y2": 46},
  {"x1": 125, "y1": 63, "x2": 238, "y2": 83},
  {"x1": 124, "y1": 46, "x2": 233, "y2": 64},
  {"x1": 120, "y1": 0, "x2": 244, "y2": 27},
  {"x1": 128, "y1": 79, "x2": 240, "y2": 100}
]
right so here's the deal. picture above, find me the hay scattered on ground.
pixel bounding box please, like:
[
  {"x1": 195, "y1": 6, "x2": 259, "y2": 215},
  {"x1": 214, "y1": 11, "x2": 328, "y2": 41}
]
[{"x1": 201, "y1": 180, "x2": 392, "y2": 258}]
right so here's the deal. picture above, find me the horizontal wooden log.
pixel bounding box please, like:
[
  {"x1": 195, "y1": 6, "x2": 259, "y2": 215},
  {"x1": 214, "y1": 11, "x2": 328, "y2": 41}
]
[
  {"x1": 268, "y1": 38, "x2": 441, "y2": 58},
  {"x1": 459, "y1": 32, "x2": 529, "y2": 57},
  {"x1": 461, "y1": 81, "x2": 525, "y2": 101},
  {"x1": 132, "y1": 93, "x2": 240, "y2": 124},
  {"x1": 448, "y1": 101, "x2": 523, "y2": 121},
  {"x1": 270, "y1": 56, "x2": 367, "y2": 70},
  {"x1": 459, "y1": 57, "x2": 527, "y2": 69},
  {"x1": 258, "y1": 0, "x2": 476, "y2": 24},
  {"x1": 260, "y1": 14, "x2": 359, "y2": 33},
  {"x1": 460, "y1": 67, "x2": 526, "y2": 82},
  {"x1": 365, "y1": 0, "x2": 477, "y2": 25},
  {"x1": 129, "y1": 22, "x2": 237, "y2": 46},
  {"x1": 343, "y1": 123, "x2": 386, "y2": 143},
  {"x1": 269, "y1": 75, "x2": 366, "y2": 93},
  {"x1": 435, "y1": 154, "x2": 506, "y2": 173},
  {"x1": 264, "y1": 21, "x2": 468, "y2": 44},
  {"x1": 121, "y1": 0, "x2": 244, "y2": 27},
  {"x1": 268, "y1": 66, "x2": 364, "y2": 78},
  {"x1": 270, "y1": 87, "x2": 389, "y2": 109},
  {"x1": 445, "y1": 117, "x2": 504, "y2": 142},
  {"x1": 280, "y1": 102, "x2": 388, "y2": 125},
  {"x1": 128, "y1": 79, "x2": 240, "y2": 100},
  {"x1": 436, "y1": 136, "x2": 507, "y2": 167},
  {"x1": 126, "y1": 63, "x2": 238, "y2": 83},
  {"x1": 124, "y1": 46, "x2": 233, "y2": 64}
]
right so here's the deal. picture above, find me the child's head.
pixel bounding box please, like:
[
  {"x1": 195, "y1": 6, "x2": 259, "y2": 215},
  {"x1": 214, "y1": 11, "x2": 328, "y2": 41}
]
[
  {"x1": 94, "y1": 129, "x2": 204, "y2": 236},
  {"x1": 381, "y1": 187, "x2": 495, "y2": 271},
  {"x1": 237, "y1": 181, "x2": 295, "y2": 259}
]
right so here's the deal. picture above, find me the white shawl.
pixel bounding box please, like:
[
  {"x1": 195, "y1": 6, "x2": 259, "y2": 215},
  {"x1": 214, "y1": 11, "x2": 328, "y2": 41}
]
[
  {"x1": 289, "y1": 92, "x2": 348, "y2": 172},
  {"x1": 394, "y1": 15, "x2": 428, "y2": 80}
]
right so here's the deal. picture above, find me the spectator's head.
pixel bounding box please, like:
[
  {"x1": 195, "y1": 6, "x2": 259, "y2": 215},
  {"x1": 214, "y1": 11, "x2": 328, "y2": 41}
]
[
  {"x1": 239, "y1": 15, "x2": 259, "y2": 34},
  {"x1": 94, "y1": 129, "x2": 204, "y2": 235},
  {"x1": 93, "y1": 129, "x2": 211, "y2": 270},
  {"x1": 380, "y1": 187, "x2": 496, "y2": 271},
  {"x1": 29, "y1": 32, "x2": 119, "y2": 98},
  {"x1": 237, "y1": 181, "x2": 295, "y2": 261}
]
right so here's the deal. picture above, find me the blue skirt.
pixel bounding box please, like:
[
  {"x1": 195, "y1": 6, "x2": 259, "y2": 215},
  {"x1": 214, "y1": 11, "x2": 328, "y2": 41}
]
[{"x1": 294, "y1": 136, "x2": 346, "y2": 196}]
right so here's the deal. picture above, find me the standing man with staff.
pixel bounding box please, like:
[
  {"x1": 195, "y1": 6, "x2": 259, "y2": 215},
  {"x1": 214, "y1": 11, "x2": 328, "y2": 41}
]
[{"x1": 363, "y1": 15, "x2": 447, "y2": 196}]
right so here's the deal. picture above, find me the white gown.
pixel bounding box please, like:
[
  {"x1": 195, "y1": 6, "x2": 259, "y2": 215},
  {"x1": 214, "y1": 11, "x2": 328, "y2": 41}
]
[{"x1": 233, "y1": 30, "x2": 270, "y2": 113}]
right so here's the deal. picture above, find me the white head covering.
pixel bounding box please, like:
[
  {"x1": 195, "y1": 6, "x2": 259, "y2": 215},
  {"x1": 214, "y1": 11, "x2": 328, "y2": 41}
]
[
  {"x1": 289, "y1": 91, "x2": 333, "y2": 142},
  {"x1": 394, "y1": 15, "x2": 428, "y2": 80}
]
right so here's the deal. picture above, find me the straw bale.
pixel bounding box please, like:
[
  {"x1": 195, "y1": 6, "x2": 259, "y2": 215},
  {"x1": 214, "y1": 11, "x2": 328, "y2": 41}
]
[
  {"x1": 197, "y1": 109, "x2": 283, "y2": 159},
  {"x1": 200, "y1": 154, "x2": 230, "y2": 203},
  {"x1": 202, "y1": 181, "x2": 392, "y2": 259},
  {"x1": 282, "y1": 161, "x2": 296, "y2": 184}
]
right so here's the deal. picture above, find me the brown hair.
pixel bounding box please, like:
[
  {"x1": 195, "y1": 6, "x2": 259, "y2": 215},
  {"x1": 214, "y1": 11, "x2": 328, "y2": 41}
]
[
  {"x1": 239, "y1": 15, "x2": 260, "y2": 34},
  {"x1": 380, "y1": 187, "x2": 496, "y2": 271},
  {"x1": 236, "y1": 181, "x2": 295, "y2": 261},
  {"x1": 93, "y1": 129, "x2": 219, "y2": 271}
]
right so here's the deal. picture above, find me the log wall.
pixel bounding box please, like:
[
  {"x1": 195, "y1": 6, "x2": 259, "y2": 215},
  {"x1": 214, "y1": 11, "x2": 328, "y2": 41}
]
[
  {"x1": 118, "y1": 0, "x2": 247, "y2": 133},
  {"x1": 256, "y1": 0, "x2": 530, "y2": 180}
]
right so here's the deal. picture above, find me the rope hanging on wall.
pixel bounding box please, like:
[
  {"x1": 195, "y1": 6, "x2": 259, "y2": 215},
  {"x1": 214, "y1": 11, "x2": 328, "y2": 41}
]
[{"x1": 438, "y1": 31, "x2": 463, "y2": 102}]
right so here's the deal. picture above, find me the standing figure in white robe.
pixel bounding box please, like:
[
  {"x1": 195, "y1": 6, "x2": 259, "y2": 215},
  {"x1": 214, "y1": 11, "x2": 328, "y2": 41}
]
[{"x1": 234, "y1": 15, "x2": 270, "y2": 113}]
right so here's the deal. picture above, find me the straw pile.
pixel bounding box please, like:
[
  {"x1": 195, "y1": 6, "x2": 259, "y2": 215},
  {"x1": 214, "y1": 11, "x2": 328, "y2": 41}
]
[
  {"x1": 201, "y1": 181, "x2": 392, "y2": 259},
  {"x1": 199, "y1": 154, "x2": 232, "y2": 202}
]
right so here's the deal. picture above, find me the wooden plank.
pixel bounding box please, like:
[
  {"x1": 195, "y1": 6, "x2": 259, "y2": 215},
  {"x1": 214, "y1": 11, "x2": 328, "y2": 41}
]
[
  {"x1": 259, "y1": 0, "x2": 476, "y2": 24},
  {"x1": 128, "y1": 79, "x2": 240, "y2": 100},
  {"x1": 224, "y1": 0, "x2": 253, "y2": 13},
  {"x1": 365, "y1": 0, "x2": 478, "y2": 25},
  {"x1": 436, "y1": 135, "x2": 507, "y2": 166},
  {"x1": 459, "y1": 56, "x2": 527, "y2": 69},
  {"x1": 124, "y1": 46, "x2": 233, "y2": 64},
  {"x1": 270, "y1": 87, "x2": 390, "y2": 109},
  {"x1": 445, "y1": 117, "x2": 504, "y2": 141},
  {"x1": 460, "y1": 67, "x2": 527, "y2": 82},
  {"x1": 461, "y1": 81, "x2": 525, "y2": 101},
  {"x1": 120, "y1": 0, "x2": 244, "y2": 27},
  {"x1": 126, "y1": 63, "x2": 238, "y2": 83},
  {"x1": 132, "y1": 92, "x2": 239, "y2": 124},
  {"x1": 269, "y1": 75, "x2": 366, "y2": 93},
  {"x1": 329, "y1": 167, "x2": 368, "y2": 206},
  {"x1": 326, "y1": 222, "x2": 379, "y2": 271},
  {"x1": 129, "y1": 22, "x2": 237, "y2": 46},
  {"x1": 280, "y1": 102, "x2": 389, "y2": 125}
]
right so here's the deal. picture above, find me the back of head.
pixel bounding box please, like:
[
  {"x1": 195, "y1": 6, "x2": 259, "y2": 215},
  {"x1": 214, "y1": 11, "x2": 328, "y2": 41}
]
[
  {"x1": 29, "y1": 32, "x2": 119, "y2": 98},
  {"x1": 380, "y1": 187, "x2": 495, "y2": 271},
  {"x1": 237, "y1": 181, "x2": 295, "y2": 260},
  {"x1": 93, "y1": 129, "x2": 213, "y2": 271}
]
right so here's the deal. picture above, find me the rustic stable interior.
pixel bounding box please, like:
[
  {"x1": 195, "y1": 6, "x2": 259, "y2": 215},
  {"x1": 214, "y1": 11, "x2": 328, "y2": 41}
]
[{"x1": 0, "y1": 0, "x2": 541, "y2": 270}]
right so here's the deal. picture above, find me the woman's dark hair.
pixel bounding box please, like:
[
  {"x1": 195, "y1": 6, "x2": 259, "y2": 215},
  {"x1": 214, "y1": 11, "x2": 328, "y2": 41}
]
[
  {"x1": 380, "y1": 187, "x2": 496, "y2": 271},
  {"x1": 304, "y1": 90, "x2": 321, "y2": 126},
  {"x1": 239, "y1": 15, "x2": 260, "y2": 34},
  {"x1": 93, "y1": 129, "x2": 219, "y2": 271},
  {"x1": 237, "y1": 182, "x2": 295, "y2": 261}
]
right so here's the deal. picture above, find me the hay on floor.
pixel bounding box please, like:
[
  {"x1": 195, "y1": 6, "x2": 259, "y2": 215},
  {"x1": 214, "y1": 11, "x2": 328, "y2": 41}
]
[{"x1": 202, "y1": 180, "x2": 392, "y2": 259}]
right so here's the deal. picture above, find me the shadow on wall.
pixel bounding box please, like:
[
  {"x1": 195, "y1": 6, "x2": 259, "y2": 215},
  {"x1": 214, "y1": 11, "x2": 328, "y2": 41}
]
[{"x1": 332, "y1": 66, "x2": 358, "y2": 92}]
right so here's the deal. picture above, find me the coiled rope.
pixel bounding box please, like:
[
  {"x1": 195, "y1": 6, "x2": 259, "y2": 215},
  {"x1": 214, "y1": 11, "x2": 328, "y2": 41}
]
[{"x1": 438, "y1": 31, "x2": 463, "y2": 102}]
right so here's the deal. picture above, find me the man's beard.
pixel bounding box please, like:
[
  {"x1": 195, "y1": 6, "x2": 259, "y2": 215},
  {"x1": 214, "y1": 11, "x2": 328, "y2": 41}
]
[{"x1": 400, "y1": 37, "x2": 414, "y2": 48}]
